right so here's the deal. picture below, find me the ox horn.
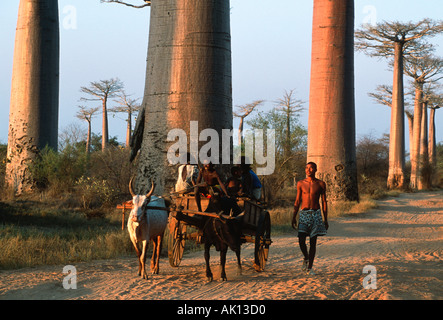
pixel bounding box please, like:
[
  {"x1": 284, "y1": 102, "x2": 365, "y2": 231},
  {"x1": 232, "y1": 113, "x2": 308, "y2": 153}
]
[
  {"x1": 129, "y1": 176, "x2": 136, "y2": 197},
  {"x1": 146, "y1": 179, "x2": 155, "y2": 198}
]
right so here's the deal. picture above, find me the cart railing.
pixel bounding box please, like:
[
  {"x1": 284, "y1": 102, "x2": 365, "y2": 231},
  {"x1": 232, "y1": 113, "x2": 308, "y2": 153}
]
[
  {"x1": 116, "y1": 199, "x2": 228, "y2": 230},
  {"x1": 243, "y1": 200, "x2": 265, "y2": 228},
  {"x1": 116, "y1": 196, "x2": 266, "y2": 229}
]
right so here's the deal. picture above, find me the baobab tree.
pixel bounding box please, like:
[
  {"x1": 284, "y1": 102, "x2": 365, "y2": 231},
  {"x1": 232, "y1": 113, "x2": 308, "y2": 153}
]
[
  {"x1": 307, "y1": 0, "x2": 359, "y2": 202},
  {"x1": 109, "y1": 91, "x2": 141, "y2": 148},
  {"x1": 355, "y1": 18, "x2": 443, "y2": 189},
  {"x1": 101, "y1": 0, "x2": 150, "y2": 163},
  {"x1": 233, "y1": 100, "x2": 264, "y2": 147},
  {"x1": 6, "y1": 0, "x2": 60, "y2": 194},
  {"x1": 102, "y1": 1, "x2": 233, "y2": 194},
  {"x1": 429, "y1": 103, "x2": 440, "y2": 186},
  {"x1": 76, "y1": 106, "x2": 100, "y2": 154},
  {"x1": 80, "y1": 78, "x2": 124, "y2": 151},
  {"x1": 109, "y1": 1, "x2": 233, "y2": 195},
  {"x1": 428, "y1": 104, "x2": 440, "y2": 167},
  {"x1": 404, "y1": 54, "x2": 443, "y2": 189},
  {"x1": 423, "y1": 85, "x2": 442, "y2": 186},
  {"x1": 368, "y1": 84, "x2": 414, "y2": 156}
]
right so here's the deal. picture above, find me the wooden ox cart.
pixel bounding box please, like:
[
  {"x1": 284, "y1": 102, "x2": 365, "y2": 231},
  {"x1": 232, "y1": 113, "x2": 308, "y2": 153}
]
[
  {"x1": 117, "y1": 193, "x2": 272, "y2": 272},
  {"x1": 167, "y1": 195, "x2": 272, "y2": 272}
]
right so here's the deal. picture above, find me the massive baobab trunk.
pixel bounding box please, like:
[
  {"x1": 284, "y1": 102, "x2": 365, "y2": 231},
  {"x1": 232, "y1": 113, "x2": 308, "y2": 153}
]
[
  {"x1": 307, "y1": 0, "x2": 358, "y2": 202},
  {"x1": 6, "y1": 0, "x2": 59, "y2": 194},
  {"x1": 387, "y1": 42, "x2": 406, "y2": 189},
  {"x1": 135, "y1": 0, "x2": 232, "y2": 195}
]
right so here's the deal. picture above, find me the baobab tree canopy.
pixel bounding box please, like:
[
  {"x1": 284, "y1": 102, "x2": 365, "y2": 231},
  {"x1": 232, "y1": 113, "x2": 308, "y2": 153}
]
[
  {"x1": 355, "y1": 19, "x2": 443, "y2": 57},
  {"x1": 80, "y1": 78, "x2": 124, "y2": 152}
]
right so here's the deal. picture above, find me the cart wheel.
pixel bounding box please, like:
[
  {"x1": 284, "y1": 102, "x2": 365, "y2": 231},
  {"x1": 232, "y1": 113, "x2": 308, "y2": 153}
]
[
  {"x1": 254, "y1": 211, "x2": 271, "y2": 272},
  {"x1": 168, "y1": 217, "x2": 186, "y2": 267}
]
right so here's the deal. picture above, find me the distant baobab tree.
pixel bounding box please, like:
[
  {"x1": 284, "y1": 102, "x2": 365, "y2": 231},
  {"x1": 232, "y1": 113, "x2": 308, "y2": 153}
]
[
  {"x1": 76, "y1": 106, "x2": 100, "y2": 154},
  {"x1": 307, "y1": 0, "x2": 359, "y2": 202},
  {"x1": 368, "y1": 84, "x2": 414, "y2": 156},
  {"x1": 109, "y1": 91, "x2": 141, "y2": 148},
  {"x1": 80, "y1": 78, "x2": 124, "y2": 151},
  {"x1": 404, "y1": 54, "x2": 443, "y2": 189},
  {"x1": 233, "y1": 100, "x2": 264, "y2": 147},
  {"x1": 6, "y1": 0, "x2": 60, "y2": 194},
  {"x1": 428, "y1": 100, "x2": 441, "y2": 186},
  {"x1": 100, "y1": 1, "x2": 149, "y2": 160},
  {"x1": 425, "y1": 84, "x2": 442, "y2": 169},
  {"x1": 355, "y1": 18, "x2": 443, "y2": 189},
  {"x1": 421, "y1": 84, "x2": 442, "y2": 188}
]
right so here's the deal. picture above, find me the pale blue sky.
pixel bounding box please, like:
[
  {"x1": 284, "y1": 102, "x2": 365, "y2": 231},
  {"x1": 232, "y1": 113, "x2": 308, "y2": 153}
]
[{"x1": 1, "y1": 0, "x2": 442, "y2": 149}]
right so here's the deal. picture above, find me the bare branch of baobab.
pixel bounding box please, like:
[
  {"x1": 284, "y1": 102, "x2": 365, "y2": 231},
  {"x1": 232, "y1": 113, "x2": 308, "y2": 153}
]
[{"x1": 100, "y1": 0, "x2": 151, "y2": 9}]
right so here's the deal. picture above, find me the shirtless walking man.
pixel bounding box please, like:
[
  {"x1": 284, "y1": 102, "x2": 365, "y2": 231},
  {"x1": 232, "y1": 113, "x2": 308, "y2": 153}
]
[{"x1": 292, "y1": 162, "x2": 329, "y2": 275}]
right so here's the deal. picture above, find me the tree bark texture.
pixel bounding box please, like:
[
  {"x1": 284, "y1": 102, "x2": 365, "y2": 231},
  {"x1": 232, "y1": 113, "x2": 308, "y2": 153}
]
[
  {"x1": 428, "y1": 107, "x2": 439, "y2": 186},
  {"x1": 307, "y1": 0, "x2": 358, "y2": 202},
  {"x1": 86, "y1": 119, "x2": 92, "y2": 154},
  {"x1": 6, "y1": 0, "x2": 59, "y2": 194},
  {"x1": 135, "y1": 0, "x2": 232, "y2": 195},
  {"x1": 102, "y1": 98, "x2": 109, "y2": 151},
  {"x1": 418, "y1": 102, "x2": 429, "y2": 190},
  {"x1": 410, "y1": 84, "x2": 423, "y2": 189},
  {"x1": 126, "y1": 109, "x2": 132, "y2": 148},
  {"x1": 406, "y1": 112, "x2": 414, "y2": 159},
  {"x1": 387, "y1": 42, "x2": 406, "y2": 189}
]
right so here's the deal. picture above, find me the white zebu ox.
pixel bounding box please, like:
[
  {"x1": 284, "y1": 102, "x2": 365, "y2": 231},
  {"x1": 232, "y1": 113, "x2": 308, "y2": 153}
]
[{"x1": 127, "y1": 179, "x2": 168, "y2": 279}]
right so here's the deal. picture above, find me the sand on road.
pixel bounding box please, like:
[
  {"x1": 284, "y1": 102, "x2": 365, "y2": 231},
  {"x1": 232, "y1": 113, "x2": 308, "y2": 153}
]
[{"x1": 1, "y1": 190, "x2": 441, "y2": 300}]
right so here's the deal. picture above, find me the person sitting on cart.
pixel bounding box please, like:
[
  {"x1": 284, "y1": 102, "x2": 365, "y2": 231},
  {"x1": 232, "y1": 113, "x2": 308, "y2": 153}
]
[
  {"x1": 175, "y1": 152, "x2": 199, "y2": 194},
  {"x1": 240, "y1": 157, "x2": 262, "y2": 201},
  {"x1": 194, "y1": 160, "x2": 229, "y2": 212},
  {"x1": 221, "y1": 166, "x2": 244, "y2": 217},
  {"x1": 225, "y1": 166, "x2": 243, "y2": 198}
]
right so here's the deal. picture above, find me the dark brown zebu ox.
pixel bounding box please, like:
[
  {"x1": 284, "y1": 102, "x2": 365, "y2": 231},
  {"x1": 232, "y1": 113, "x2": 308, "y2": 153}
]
[{"x1": 175, "y1": 195, "x2": 243, "y2": 281}]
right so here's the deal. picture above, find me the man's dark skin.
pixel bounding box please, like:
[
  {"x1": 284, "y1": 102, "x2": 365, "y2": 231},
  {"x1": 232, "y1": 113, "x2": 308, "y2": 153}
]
[
  {"x1": 194, "y1": 162, "x2": 228, "y2": 212},
  {"x1": 292, "y1": 162, "x2": 329, "y2": 271}
]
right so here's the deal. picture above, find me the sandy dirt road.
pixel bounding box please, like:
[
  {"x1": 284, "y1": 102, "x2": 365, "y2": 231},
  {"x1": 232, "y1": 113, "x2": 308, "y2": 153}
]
[{"x1": 0, "y1": 190, "x2": 441, "y2": 300}]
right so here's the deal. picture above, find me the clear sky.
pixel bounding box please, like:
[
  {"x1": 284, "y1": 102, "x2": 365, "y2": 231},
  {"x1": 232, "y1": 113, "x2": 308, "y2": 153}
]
[{"x1": 1, "y1": 0, "x2": 442, "y2": 151}]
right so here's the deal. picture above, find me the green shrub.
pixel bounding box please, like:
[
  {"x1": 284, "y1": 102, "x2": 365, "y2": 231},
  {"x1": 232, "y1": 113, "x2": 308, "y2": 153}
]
[
  {"x1": 29, "y1": 145, "x2": 88, "y2": 194},
  {"x1": 75, "y1": 176, "x2": 119, "y2": 209}
]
